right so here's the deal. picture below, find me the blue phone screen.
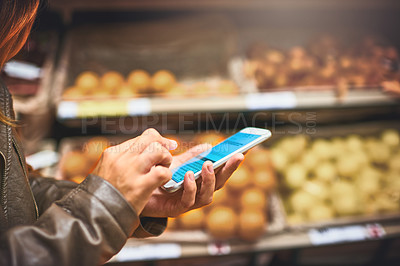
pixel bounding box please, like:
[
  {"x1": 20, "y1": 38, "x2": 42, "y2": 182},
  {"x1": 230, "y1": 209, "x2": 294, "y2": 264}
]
[{"x1": 171, "y1": 132, "x2": 260, "y2": 183}]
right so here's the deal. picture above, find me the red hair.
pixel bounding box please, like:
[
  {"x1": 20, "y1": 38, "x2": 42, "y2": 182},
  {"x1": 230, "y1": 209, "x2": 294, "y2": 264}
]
[{"x1": 0, "y1": 0, "x2": 40, "y2": 125}]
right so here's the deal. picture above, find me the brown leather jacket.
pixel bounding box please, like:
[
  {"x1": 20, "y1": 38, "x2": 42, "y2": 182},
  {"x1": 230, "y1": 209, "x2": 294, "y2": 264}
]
[{"x1": 0, "y1": 79, "x2": 166, "y2": 265}]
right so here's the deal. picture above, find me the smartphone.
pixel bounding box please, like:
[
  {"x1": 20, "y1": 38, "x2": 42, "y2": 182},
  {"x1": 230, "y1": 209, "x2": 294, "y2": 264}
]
[{"x1": 163, "y1": 127, "x2": 272, "y2": 193}]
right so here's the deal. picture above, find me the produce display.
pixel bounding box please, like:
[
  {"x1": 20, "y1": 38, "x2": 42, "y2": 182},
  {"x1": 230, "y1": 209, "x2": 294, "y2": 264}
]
[
  {"x1": 169, "y1": 132, "x2": 276, "y2": 242},
  {"x1": 270, "y1": 129, "x2": 400, "y2": 225},
  {"x1": 62, "y1": 69, "x2": 239, "y2": 99},
  {"x1": 243, "y1": 35, "x2": 398, "y2": 92},
  {"x1": 60, "y1": 136, "x2": 111, "y2": 183}
]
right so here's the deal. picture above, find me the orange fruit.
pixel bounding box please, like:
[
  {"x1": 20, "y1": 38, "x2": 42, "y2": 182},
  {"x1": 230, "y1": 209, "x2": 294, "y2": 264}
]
[
  {"x1": 151, "y1": 70, "x2": 176, "y2": 93},
  {"x1": 212, "y1": 188, "x2": 229, "y2": 206},
  {"x1": 206, "y1": 206, "x2": 237, "y2": 240},
  {"x1": 217, "y1": 80, "x2": 238, "y2": 95},
  {"x1": 238, "y1": 209, "x2": 266, "y2": 242},
  {"x1": 127, "y1": 70, "x2": 151, "y2": 93},
  {"x1": 101, "y1": 71, "x2": 124, "y2": 92},
  {"x1": 62, "y1": 86, "x2": 84, "y2": 99},
  {"x1": 191, "y1": 82, "x2": 210, "y2": 96},
  {"x1": 226, "y1": 166, "x2": 251, "y2": 191},
  {"x1": 166, "y1": 83, "x2": 187, "y2": 97},
  {"x1": 253, "y1": 168, "x2": 276, "y2": 191},
  {"x1": 245, "y1": 148, "x2": 271, "y2": 171},
  {"x1": 118, "y1": 85, "x2": 136, "y2": 98},
  {"x1": 166, "y1": 217, "x2": 179, "y2": 231},
  {"x1": 91, "y1": 89, "x2": 111, "y2": 98},
  {"x1": 179, "y1": 209, "x2": 205, "y2": 230},
  {"x1": 83, "y1": 137, "x2": 110, "y2": 163},
  {"x1": 75, "y1": 71, "x2": 100, "y2": 93},
  {"x1": 62, "y1": 151, "x2": 89, "y2": 179},
  {"x1": 239, "y1": 187, "x2": 267, "y2": 210}
]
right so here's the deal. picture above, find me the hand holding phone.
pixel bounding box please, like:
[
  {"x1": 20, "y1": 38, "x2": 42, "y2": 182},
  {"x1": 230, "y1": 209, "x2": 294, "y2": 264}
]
[{"x1": 163, "y1": 127, "x2": 272, "y2": 193}]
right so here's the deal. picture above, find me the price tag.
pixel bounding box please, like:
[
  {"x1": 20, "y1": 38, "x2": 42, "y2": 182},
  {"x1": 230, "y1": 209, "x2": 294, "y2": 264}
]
[
  {"x1": 114, "y1": 244, "x2": 181, "y2": 262},
  {"x1": 4, "y1": 60, "x2": 41, "y2": 80},
  {"x1": 309, "y1": 224, "x2": 385, "y2": 246},
  {"x1": 57, "y1": 101, "x2": 78, "y2": 119},
  {"x1": 26, "y1": 150, "x2": 59, "y2": 169},
  {"x1": 78, "y1": 100, "x2": 128, "y2": 117},
  {"x1": 127, "y1": 98, "x2": 151, "y2": 116},
  {"x1": 245, "y1": 91, "x2": 297, "y2": 110}
]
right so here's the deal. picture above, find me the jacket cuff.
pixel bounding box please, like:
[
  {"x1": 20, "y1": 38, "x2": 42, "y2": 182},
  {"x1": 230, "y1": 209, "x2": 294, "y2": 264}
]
[
  {"x1": 133, "y1": 217, "x2": 168, "y2": 238},
  {"x1": 79, "y1": 174, "x2": 140, "y2": 237}
]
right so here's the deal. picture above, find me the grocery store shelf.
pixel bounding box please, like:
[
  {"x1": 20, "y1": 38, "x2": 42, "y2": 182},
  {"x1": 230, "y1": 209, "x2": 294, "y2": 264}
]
[
  {"x1": 56, "y1": 89, "x2": 398, "y2": 120},
  {"x1": 108, "y1": 219, "x2": 400, "y2": 263}
]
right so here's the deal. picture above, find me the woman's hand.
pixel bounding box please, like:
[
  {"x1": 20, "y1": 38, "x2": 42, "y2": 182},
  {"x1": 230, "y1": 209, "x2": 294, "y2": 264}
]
[
  {"x1": 141, "y1": 144, "x2": 244, "y2": 217},
  {"x1": 91, "y1": 128, "x2": 177, "y2": 214}
]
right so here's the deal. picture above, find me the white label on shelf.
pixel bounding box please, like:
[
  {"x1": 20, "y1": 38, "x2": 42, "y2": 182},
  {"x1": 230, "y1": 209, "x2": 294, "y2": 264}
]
[
  {"x1": 57, "y1": 101, "x2": 78, "y2": 119},
  {"x1": 127, "y1": 98, "x2": 151, "y2": 116},
  {"x1": 245, "y1": 92, "x2": 297, "y2": 110},
  {"x1": 207, "y1": 242, "x2": 231, "y2": 256},
  {"x1": 309, "y1": 224, "x2": 386, "y2": 246},
  {"x1": 26, "y1": 150, "x2": 59, "y2": 170},
  {"x1": 4, "y1": 60, "x2": 41, "y2": 80},
  {"x1": 114, "y1": 244, "x2": 181, "y2": 262}
]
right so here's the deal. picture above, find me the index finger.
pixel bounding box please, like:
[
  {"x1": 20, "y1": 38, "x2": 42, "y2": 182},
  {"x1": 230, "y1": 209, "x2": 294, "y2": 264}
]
[{"x1": 135, "y1": 128, "x2": 178, "y2": 153}]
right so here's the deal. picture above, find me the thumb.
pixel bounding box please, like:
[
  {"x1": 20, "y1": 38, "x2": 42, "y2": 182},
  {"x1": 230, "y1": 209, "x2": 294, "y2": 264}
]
[{"x1": 143, "y1": 165, "x2": 172, "y2": 192}]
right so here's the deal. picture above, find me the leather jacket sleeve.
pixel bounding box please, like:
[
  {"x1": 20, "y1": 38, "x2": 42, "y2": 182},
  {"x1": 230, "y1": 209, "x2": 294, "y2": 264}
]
[
  {"x1": 29, "y1": 176, "x2": 79, "y2": 215},
  {"x1": 29, "y1": 175, "x2": 168, "y2": 239},
  {"x1": 0, "y1": 174, "x2": 139, "y2": 266}
]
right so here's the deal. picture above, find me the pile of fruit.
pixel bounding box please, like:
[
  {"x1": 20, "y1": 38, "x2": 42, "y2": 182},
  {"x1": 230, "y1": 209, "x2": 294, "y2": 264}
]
[
  {"x1": 270, "y1": 129, "x2": 400, "y2": 224},
  {"x1": 60, "y1": 137, "x2": 111, "y2": 183},
  {"x1": 62, "y1": 69, "x2": 238, "y2": 99},
  {"x1": 244, "y1": 35, "x2": 398, "y2": 91},
  {"x1": 169, "y1": 132, "x2": 275, "y2": 242}
]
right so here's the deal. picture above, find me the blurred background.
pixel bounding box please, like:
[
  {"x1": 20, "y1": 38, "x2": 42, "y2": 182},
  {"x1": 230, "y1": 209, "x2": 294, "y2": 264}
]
[{"x1": 3, "y1": 0, "x2": 400, "y2": 265}]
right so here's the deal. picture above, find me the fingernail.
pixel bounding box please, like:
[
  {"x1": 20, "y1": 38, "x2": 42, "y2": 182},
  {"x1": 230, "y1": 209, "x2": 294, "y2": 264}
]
[
  {"x1": 169, "y1": 140, "x2": 178, "y2": 150},
  {"x1": 207, "y1": 163, "x2": 214, "y2": 174},
  {"x1": 188, "y1": 171, "x2": 195, "y2": 181}
]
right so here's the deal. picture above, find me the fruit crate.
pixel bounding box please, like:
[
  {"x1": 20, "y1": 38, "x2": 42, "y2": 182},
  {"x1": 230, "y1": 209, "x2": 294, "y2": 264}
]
[
  {"x1": 52, "y1": 14, "x2": 243, "y2": 106},
  {"x1": 229, "y1": 24, "x2": 397, "y2": 97}
]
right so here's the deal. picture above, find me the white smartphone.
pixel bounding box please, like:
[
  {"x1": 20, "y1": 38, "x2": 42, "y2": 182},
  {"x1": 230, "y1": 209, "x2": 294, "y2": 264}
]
[{"x1": 162, "y1": 127, "x2": 272, "y2": 193}]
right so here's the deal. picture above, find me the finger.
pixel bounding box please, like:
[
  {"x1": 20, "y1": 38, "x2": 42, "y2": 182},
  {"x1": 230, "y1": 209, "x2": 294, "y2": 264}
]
[
  {"x1": 138, "y1": 128, "x2": 178, "y2": 152},
  {"x1": 139, "y1": 142, "x2": 173, "y2": 172},
  {"x1": 106, "y1": 137, "x2": 138, "y2": 154},
  {"x1": 174, "y1": 143, "x2": 212, "y2": 163},
  {"x1": 215, "y1": 153, "x2": 244, "y2": 190},
  {"x1": 180, "y1": 171, "x2": 197, "y2": 210},
  {"x1": 143, "y1": 165, "x2": 172, "y2": 192},
  {"x1": 196, "y1": 161, "x2": 215, "y2": 207}
]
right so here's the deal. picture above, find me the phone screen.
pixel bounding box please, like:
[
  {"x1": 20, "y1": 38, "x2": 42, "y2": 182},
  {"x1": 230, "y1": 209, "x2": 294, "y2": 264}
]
[{"x1": 171, "y1": 132, "x2": 261, "y2": 183}]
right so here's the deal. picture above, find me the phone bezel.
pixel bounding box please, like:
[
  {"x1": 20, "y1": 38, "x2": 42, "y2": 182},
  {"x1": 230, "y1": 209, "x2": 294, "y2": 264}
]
[{"x1": 162, "y1": 127, "x2": 272, "y2": 193}]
